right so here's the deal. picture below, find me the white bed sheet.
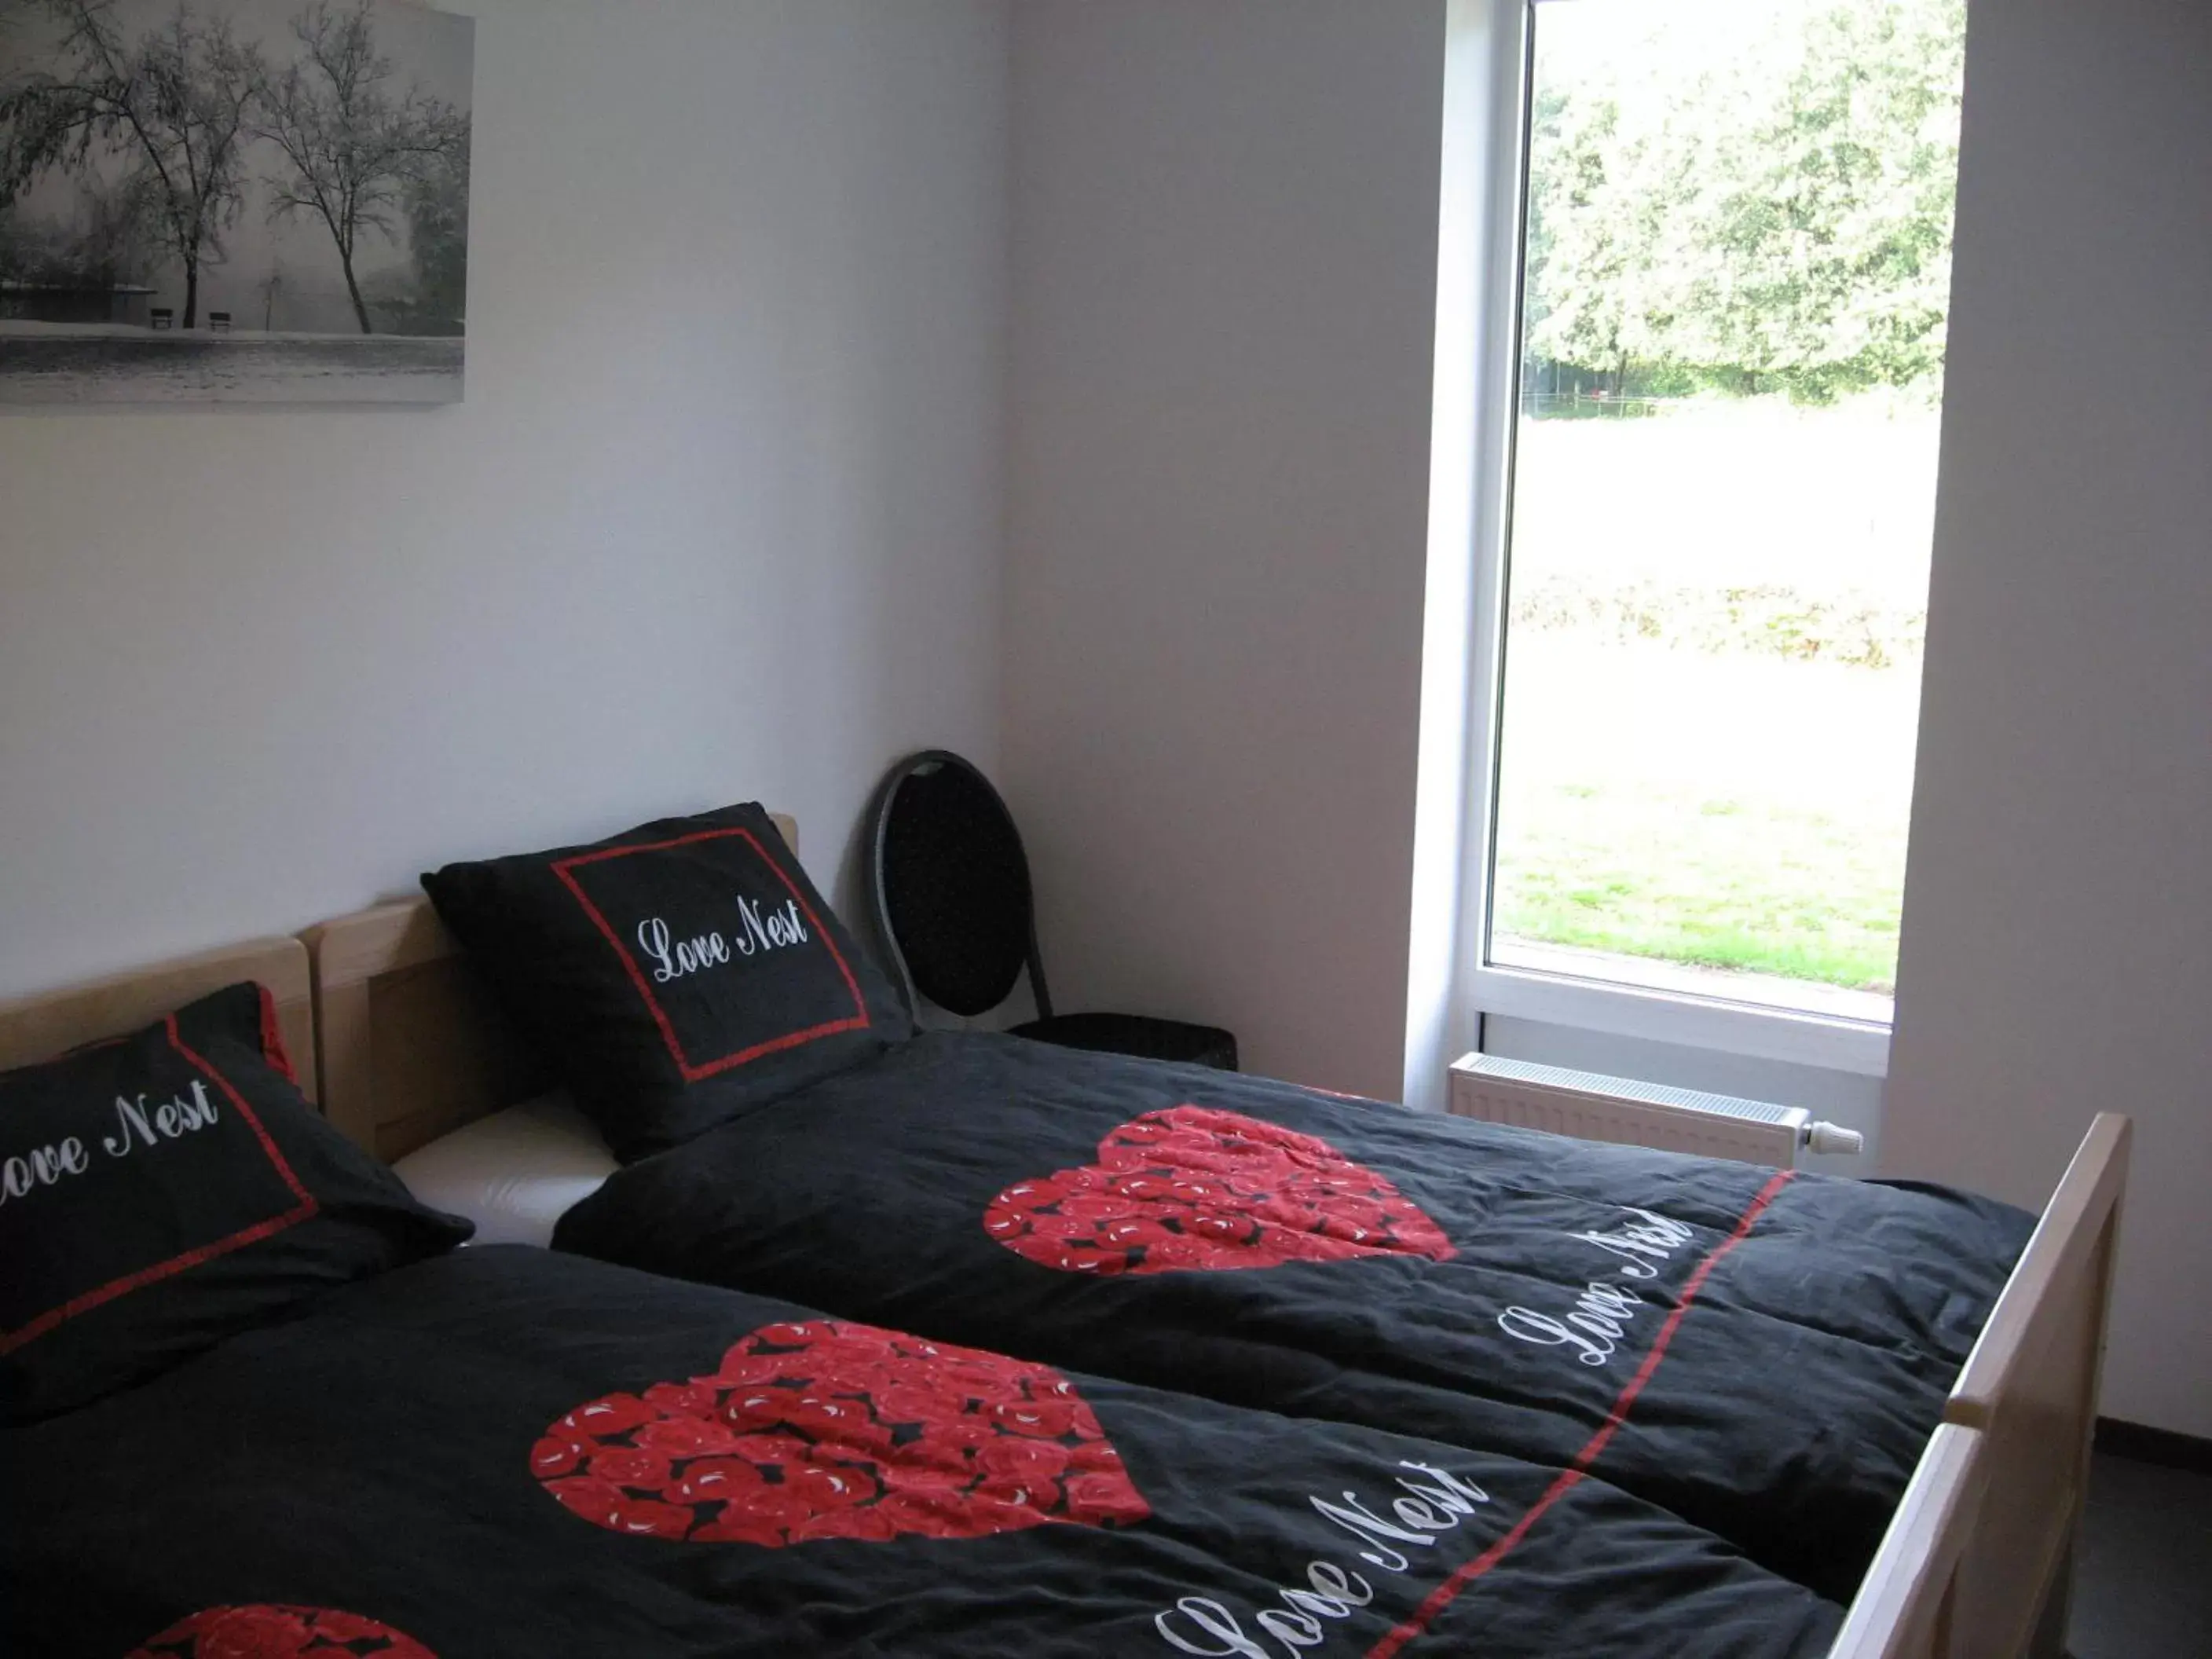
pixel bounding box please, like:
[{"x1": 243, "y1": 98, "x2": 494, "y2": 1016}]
[{"x1": 390, "y1": 1094, "x2": 617, "y2": 1247}]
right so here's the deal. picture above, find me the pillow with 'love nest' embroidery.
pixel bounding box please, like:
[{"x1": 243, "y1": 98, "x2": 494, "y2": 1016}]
[
  {"x1": 423, "y1": 802, "x2": 912, "y2": 1162},
  {"x1": 0, "y1": 983, "x2": 473, "y2": 1423}
]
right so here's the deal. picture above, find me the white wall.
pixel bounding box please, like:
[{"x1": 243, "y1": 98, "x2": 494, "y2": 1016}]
[
  {"x1": 1883, "y1": 0, "x2": 2212, "y2": 1437},
  {"x1": 1001, "y1": 0, "x2": 2212, "y2": 1434},
  {"x1": 0, "y1": 0, "x2": 1010, "y2": 999},
  {"x1": 1002, "y1": 0, "x2": 1448, "y2": 1097},
  {"x1": 13, "y1": 0, "x2": 2197, "y2": 1437}
]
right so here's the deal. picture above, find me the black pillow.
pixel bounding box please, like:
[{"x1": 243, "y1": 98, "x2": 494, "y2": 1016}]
[
  {"x1": 0, "y1": 983, "x2": 472, "y2": 1423},
  {"x1": 422, "y1": 802, "x2": 911, "y2": 1160}
]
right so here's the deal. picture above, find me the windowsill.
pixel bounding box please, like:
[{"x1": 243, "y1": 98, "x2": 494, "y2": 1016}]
[
  {"x1": 1470, "y1": 956, "x2": 1892, "y2": 1079},
  {"x1": 1489, "y1": 939, "x2": 1894, "y2": 1025}
]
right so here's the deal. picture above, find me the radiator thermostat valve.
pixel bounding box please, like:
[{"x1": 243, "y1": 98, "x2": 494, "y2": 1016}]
[{"x1": 1804, "y1": 1121, "x2": 1866, "y2": 1156}]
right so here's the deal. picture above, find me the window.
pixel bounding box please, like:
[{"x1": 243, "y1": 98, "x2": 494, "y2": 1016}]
[{"x1": 1469, "y1": 0, "x2": 1965, "y2": 1073}]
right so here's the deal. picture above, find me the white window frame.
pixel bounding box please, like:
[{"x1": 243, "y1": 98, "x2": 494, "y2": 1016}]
[{"x1": 1455, "y1": 0, "x2": 1894, "y2": 1081}]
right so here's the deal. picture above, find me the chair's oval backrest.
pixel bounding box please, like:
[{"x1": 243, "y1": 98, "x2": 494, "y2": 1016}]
[{"x1": 870, "y1": 752, "x2": 1040, "y2": 1019}]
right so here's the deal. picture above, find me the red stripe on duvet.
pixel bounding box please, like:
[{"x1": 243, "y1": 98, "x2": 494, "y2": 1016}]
[{"x1": 1364, "y1": 1167, "x2": 1796, "y2": 1659}]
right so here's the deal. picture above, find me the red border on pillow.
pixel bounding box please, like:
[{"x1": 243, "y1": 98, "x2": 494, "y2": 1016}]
[
  {"x1": 0, "y1": 1016, "x2": 320, "y2": 1356},
  {"x1": 551, "y1": 827, "x2": 872, "y2": 1084},
  {"x1": 255, "y1": 983, "x2": 299, "y2": 1086}
]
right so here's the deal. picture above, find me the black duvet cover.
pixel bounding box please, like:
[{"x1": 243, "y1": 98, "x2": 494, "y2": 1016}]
[
  {"x1": 1, "y1": 1246, "x2": 1839, "y2": 1658},
  {"x1": 554, "y1": 1032, "x2": 2036, "y2": 1602}
]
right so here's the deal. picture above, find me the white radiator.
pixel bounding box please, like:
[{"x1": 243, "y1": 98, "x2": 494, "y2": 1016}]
[{"x1": 1447, "y1": 1053, "x2": 1863, "y2": 1169}]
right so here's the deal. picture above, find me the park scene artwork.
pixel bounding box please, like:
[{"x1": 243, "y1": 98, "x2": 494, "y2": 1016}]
[{"x1": 0, "y1": 0, "x2": 471, "y2": 403}]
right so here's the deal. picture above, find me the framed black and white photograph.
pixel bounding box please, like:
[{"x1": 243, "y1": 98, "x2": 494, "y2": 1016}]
[{"x1": 0, "y1": 0, "x2": 471, "y2": 404}]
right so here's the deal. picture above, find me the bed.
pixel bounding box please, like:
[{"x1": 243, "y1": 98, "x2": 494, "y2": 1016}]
[
  {"x1": 304, "y1": 809, "x2": 2133, "y2": 1657},
  {"x1": 1, "y1": 939, "x2": 1853, "y2": 1658}
]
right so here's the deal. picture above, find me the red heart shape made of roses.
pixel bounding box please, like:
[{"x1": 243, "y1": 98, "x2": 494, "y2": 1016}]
[
  {"x1": 534, "y1": 1318, "x2": 1150, "y2": 1546},
  {"x1": 984, "y1": 1105, "x2": 1456, "y2": 1276},
  {"x1": 129, "y1": 1605, "x2": 434, "y2": 1659}
]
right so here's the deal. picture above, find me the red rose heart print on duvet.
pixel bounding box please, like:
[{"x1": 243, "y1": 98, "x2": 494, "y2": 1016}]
[
  {"x1": 534, "y1": 1318, "x2": 1150, "y2": 1546},
  {"x1": 128, "y1": 1605, "x2": 433, "y2": 1657},
  {"x1": 3, "y1": 1247, "x2": 1845, "y2": 1657},
  {"x1": 983, "y1": 1107, "x2": 1456, "y2": 1274}
]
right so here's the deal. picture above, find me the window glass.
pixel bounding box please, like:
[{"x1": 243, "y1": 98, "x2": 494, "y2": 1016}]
[{"x1": 1487, "y1": 0, "x2": 1965, "y2": 1021}]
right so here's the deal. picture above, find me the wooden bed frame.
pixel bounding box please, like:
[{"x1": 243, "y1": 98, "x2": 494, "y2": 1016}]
[
  {"x1": 1, "y1": 868, "x2": 2128, "y2": 1659},
  {"x1": 0, "y1": 934, "x2": 318, "y2": 1099},
  {"x1": 1829, "y1": 1111, "x2": 2129, "y2": 1658}
]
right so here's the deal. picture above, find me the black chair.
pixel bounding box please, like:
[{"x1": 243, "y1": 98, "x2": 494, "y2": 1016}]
[{"x1": 867, "y1": 750, "x2": 1238, "y2": 1071}]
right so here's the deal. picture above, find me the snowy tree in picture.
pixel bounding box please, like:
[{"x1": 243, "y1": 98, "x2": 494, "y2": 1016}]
[{"x1": 0, "y1": 0, "x2": 472, "y2": 404}]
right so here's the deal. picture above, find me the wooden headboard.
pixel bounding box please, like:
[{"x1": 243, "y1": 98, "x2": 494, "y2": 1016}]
[
  {"x1": 0, "y1": 936, "x2": 319, "y2": 1101},
  {"x1": 303, "y1": 812, "x2": 799, "y2": 1160}
]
